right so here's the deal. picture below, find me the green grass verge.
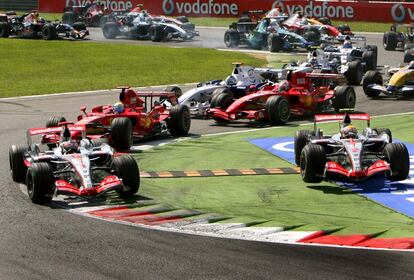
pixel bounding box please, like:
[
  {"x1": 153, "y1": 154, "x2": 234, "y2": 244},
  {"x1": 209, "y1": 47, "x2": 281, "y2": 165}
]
[
  {"x1": 136, "y1": 113, "x2": 414, "y2": 237},
  {"x1": 0, "y1": 40, "x2": 265, "y2": 97}
]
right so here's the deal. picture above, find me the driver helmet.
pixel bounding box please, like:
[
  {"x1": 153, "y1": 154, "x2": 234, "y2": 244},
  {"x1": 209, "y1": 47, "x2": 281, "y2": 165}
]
[
  {"x1": 278, "y1": 80, "x2": 291, "y2": 92},
  {"x1": 341, "y1": 125, "x2": 358, "y2": 139},
  {"x1": 309, "y1": 57, "x2": 318, "y2": 66},
  {"x1": 61, "y1": 140, "x2": 79, "y2": 154},
  {"x1": 80, "y1": 138, "x2": 92, "y2": 150},
  {"x1": 343, "y1": 36, "x2": 352, "y2": 48},
  {"x1": 408, "y1": 61, "x2": 414, "y2": 70},
  {"x1": 113, "y1": 102, "x2": 125, "y2": 114}
]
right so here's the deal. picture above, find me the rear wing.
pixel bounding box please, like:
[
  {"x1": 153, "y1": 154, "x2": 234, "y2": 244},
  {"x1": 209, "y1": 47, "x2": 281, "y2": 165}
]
[
  {"x1": 26, "y1": 125, "x2": 85, "y2": 146},
  {"x1": 314, "y1": 113, "x2": 371, "y2": 131}
]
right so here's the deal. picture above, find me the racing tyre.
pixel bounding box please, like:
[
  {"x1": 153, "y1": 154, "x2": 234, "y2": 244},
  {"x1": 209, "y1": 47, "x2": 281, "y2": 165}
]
[
  {"x1": 149, "y1": 25, "x2": 165, "y2": 42},
  {"x1": 318, "y1": 17, "x2": 331, "y2": 26},
  {"x1": 26, "y1": 162, "x2": 55, "y2": 204},
  {"x1": 210, "y1": 88, "x2": 231, "y2": 108},
  {"x1": 212, "y1": 90, "x2": 234, "y2": 110},
  {"x1": 224, "y1": 30, "x2": 240, "y2": 48},
  {"x1": 333, "y1": 86, "x2": 356, "y2": 112},
  {"x1": 42, "y1": 23, "x2": 57, "y2": 40},
  {"x1": 46, "y1": 116, "x2": 66, "y2": 127},
  {"x1": 266, "y1": 95, "x2": 291, "y2": 125},
  {"x1": 112, "y1": 155, "x2": 140, "y2": 198},
  {"x1": 303, "y1": 30, "x2": 320, "y2": 43},
  {"x1": 163, "y1": 86, "x2": 183, "y2": 104},
  {"x1": 72, "y1": 22, "x2": 86, "y2": 32},
  {"x1": 167, "y1": 105, "x2": 191, "y2": 136},
  {"x1": 366, "y1": 45, "x2": 378, "y2": 57},
  {"x1": 268, "y1": 33, "x2": 283, "y2": 52},
  {"x1": 9, "y1": 144, "x2": 28, "y2": 182},
  {"x1": 300, "y1": 144, "x2": 326, "y2": 183},
  {"x1": 100, "y1": 15, "x2": 114, "y2": 26},
  {"x1": 384, "y1": 143, "x2": 409, "y2": 181},
  {"x1": 0, "y1": 22, "x2": 10, "y2": 38},
  {"x1": 404, "y1": 50, "x2": 414, "y2": 63},
  {"x1": 238, "y1": 16, "x2": 251, "y2": 23},
  {"x1": 346, "y1": 60, "x2": 363, "y2": 85},
  {"x1": 374, "y1": 128, "x2": 392, "y2": 143},
  {"x1": 362, "y1": 70, "x2": 382, "y2": 98},
  {"x1": 103, "y1": 22, "x2": 119, "y2": 39},
  {"x1": 111, "y1": 117, "x2": 133, "y2": 150},
  {"x1": 362, "y1": 50, "x2": 377, "y2": 71},
  {"x1": 181, "y1": 23, "x2": 195, "y2": 32},
  {"x1": 177, "y1": 16, "x2": 189, "y2": 23},
  {"x1": 62, "y1": 11, "x2": 77, "y2": 25},
  {"x1": 294, "y1": 130, "x2": 313, "y2": 166},
  {"x1": 383, "y1": 31, "x2": 398, "y2": 50}
]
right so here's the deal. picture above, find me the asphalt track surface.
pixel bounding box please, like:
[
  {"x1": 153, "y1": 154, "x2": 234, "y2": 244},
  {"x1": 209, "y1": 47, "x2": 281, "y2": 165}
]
[{"x1": 1, "y1": 28, "x2": 414, "y2": 279}]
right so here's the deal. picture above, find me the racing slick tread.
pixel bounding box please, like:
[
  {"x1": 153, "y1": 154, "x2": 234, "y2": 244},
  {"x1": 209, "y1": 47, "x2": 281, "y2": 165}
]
[
  {"x1": 300, "y1": 144, "x2": 326, "y2": 183},
  {"x1": 167, "y1": 105, "x2": 191, "y2": 136},
  {"x1": 103, "y1": 22, "x2": 119, "y2": 39},
  {"x1": 333, "y1": 86, "x2": 356, "y2": 112},
  {"x1": 111, "y1": 117, "x2": 133, "y2": 150},
  {"x1": 9, "y1": 144, "x2": 29, "y2": 182},
  {"x1": 46, "y1": 116, "x2": 67, "y2": 128},
  {"x1": 42, "y1": 23, "x2": 57, "y2": 40},
  {"x1": 112, "y1": 155, "x2": 140, "y2": 198},
  {"x1": 0, "y1": 22, "x2": 10, "y2": 38},
  {"x1": 384, "y1": 143, "x2": 410, "y2": 181},
  {"x1": 266, "y1": 95, "x2": 291, "y2": 124},
  {"x1": 294, "y1": 130, "x2": 314, "y2": 166},
  {"x1": 362, "y1": 70, "x2": 382, "y2": 98},
  {"x1": 26, "y1": 162, "x2": 55, "y2": 204}
]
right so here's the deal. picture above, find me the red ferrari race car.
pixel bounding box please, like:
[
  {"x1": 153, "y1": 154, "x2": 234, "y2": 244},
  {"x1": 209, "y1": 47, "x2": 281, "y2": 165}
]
[
  {"x1": 206, "y1": 69, "x2": 355, "y2": 124},
  {"x1": 44, "y1": 87, "x2": 191, "y2": 150},
  {"x1": 9, "y1": 123, "x2": 140, "y2": 204},
  {"x1": 294, "y1": 111, "x2": 409, "y2": 183}
]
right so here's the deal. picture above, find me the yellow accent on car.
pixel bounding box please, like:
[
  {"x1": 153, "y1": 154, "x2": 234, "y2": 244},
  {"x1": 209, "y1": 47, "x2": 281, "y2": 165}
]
[{"x1": 388, "y1": 66, "x2": 414, "y2": 87}]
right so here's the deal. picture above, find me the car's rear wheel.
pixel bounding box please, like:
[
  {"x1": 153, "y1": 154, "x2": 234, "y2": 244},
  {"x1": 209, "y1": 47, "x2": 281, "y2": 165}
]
[
  {"x1": 46, "y1": 116, "x2": 66, "y2": 127},
  {"x1": 300, "y1": 144, "x2": 326, "y2": 183},
  {"x1": 102, "y1": 22, "x2": 119, "y2": 39},
  {"x1": 149, "y1": 25, "x2": 165, "y2": 42},
  {"x1": 384, "y1": 143, "x2": 409, "y2": 181},
  {"x1": 62, "y1": 11, "x2": 77, "y2": 25},
  {"x1": 362, "y1": 50, "x2": 377, "y2": 71},
  {"x1": 0, "y1": 22, "x2": 10, "y2": 38},
  {"x1": 224, "y1": 30, "x2": 240, "y2": 48},
  {"x1": 268, "y1": 33, "x2": 283, "y2": 52},
  {"x1": 72, "y1": 22, "x2": 86, "y2": 32},
  {"x1": 374, "y1": 128, "x2": 392, "y2": 143},
  {"x1": 383, "y1": 31, "x2": 398, "y2": 50},
  {"x1": 294, "y1": 130, "x2": 313, "y2": 166},
  {"x1": 112, "y1": 155, "x2": 140, "y2": 198},
  {"x1": 333, "y1": 86, "x2": 356, "y2": 112},
  {"x1": 42, "y1": 23, "x2": 57, "y2": 40},
  {"x1": 167, "y1": 105, "x2": 191, "y2": 136},
  {"x1": 111, "y1": 117, "x2": 133, "y2": 150},
  {"x1": 9, "y1": 144, "x2": 28, "y2": 182},
  {"x1": 266, "y1": 95, "x2": 290, "y2": 125},
  {"x1": 346, "y1": 60, "x2": 363, "y2": 85},
  {"x1": 362, "y1": 70, "x2": 382, "y2": 98},
  {"x1": 26, "y1": 162, "x2": 55, "y2": 204}
]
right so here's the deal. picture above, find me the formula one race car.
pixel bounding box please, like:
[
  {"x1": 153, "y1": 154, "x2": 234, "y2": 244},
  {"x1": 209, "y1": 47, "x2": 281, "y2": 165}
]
[
  {"x1": 9, "y1": 123, "x2": 140, "y2": 204},
  {"x1": 0, "y1": 11, "x2": 88, "y2": 40},
  {"x1": 44, "y1": 87, "x2": 191, "y2": 150},
  {"x1": 62, "y1": 2, "x2": 114, "y2": 26},
  {"x1": 224, "y1": 13, "x2": 318, "y2": 52},
  {"x1": 206, "y1": 68, "x2": 356, "y2": 124},
  {"x1": 102, "y1": 9, "x2": 198, "y2": 41},
  {"x1": 362, "y1": 62, "x2": 414, "y2": 98},
  {"x1": 383, "y1": 23, "x2": 414, "y2": 51},
  {"x1": 169, "y1": 63, "x2": 285, "y2": 117},
  {"x1": 295, "y1": 111, "x2": 409, "y2": 182},
  {"x1": 307, "y1": 37, "x2": 377, "y2": 85}
]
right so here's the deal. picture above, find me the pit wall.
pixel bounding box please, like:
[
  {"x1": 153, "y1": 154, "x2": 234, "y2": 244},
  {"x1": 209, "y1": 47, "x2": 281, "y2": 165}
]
[{"x1": 39, "y1": 0, "x2": 414, "y2": 23}]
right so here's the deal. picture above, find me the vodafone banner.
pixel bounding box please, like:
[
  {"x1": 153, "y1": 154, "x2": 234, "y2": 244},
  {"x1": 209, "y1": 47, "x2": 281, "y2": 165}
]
[{"x1": 39, "y1": 0, "x2": 414, "y2": 23}]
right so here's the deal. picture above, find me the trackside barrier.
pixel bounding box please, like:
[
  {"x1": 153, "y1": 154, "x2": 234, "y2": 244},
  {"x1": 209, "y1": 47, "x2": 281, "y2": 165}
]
[{"x1": 39, "y1": 0, "x2": 414, "y2": 23}]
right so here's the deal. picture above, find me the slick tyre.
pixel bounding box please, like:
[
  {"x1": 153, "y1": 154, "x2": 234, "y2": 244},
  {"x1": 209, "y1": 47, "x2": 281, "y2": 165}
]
[
  {"x1": 9, "y1": 144, "x2": 28, "y2": 183},
  {"x1": 294, "y1": 130, "x2": 313, "y2": 166},
  {"x1": 383, "y1": 31, "x2": 398, "y2": 50},
  {"x1": 167, "y1": 105, "x2": 191, "y2": 136},
  {"x1": 111, "y1": 117, "x2": 133, "y2": 150},
  {"x1": 300, "y1": 144, "x2": 326, "y2": 183},
  {"x1": 0, "y1": 22, "x2": 10, "y2": 38},
  {"x1": 62, "y1": 11, "x2": 77, "y2": 25},
  {"x1": 42, "y1": 23, "x2": 57, "y2": 40},
  {"x1": 346, "y1": 60, "x2": 363, "y2": 85},
  {"x1": 333, "y1": 86, "x2": 356, "y2": 112},
  {"x1": 224, "y1": 30, "x2": 240, "y2": 48},
  {"x1": 72, "y1": 22, "x2": 86, "y2": 32},
  {"x1": 384, "y1": 143, "x2": 409, "y2": 181},
  {"x1": 149, "y1": 25, "x2": 165, "y2": 42},
  {"x1": 266, "y1": 95, "x2": 291, "y2": 125},
  {"x1": 374, "y1": 128, "x2": 393, "y2": 143},
  {"x1": 103, "y1": 22, "x2": 119, "y2": 39},
  {"x1": 112, "y1": 155, "x2": 140, "y2": 198},
  {"x1": 362, "y1": 70, "x2": 382, "y2": 98},
  {"x1": 362, "y1": 50, "x2": 377, "y2": 71},
  {"x1": 26, "y1": 162, "x2": 55, "y2": 204},
  {"x1": 268, "y1": 33, "x2": 283, "y2": 52},
  {"x1": 46, "y1": 116, "x2": 66, "y2": 127}
]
